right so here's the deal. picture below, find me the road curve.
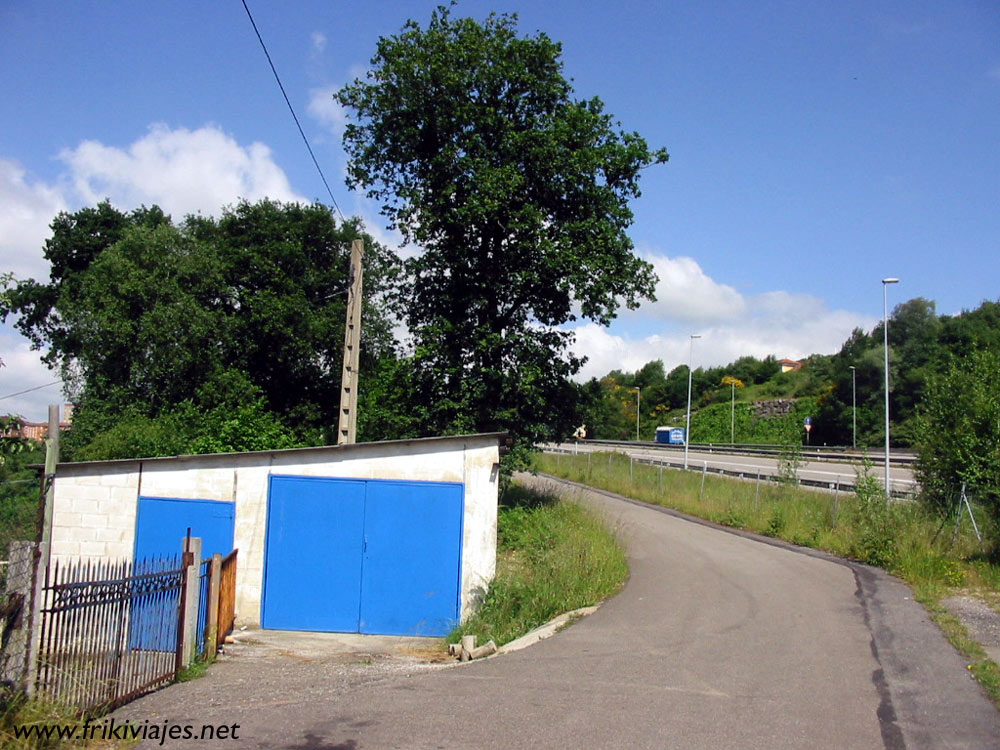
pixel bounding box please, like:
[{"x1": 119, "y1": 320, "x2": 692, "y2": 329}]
[{"x1": 123, "y1": 474, "x2": 999, "y2": 749}]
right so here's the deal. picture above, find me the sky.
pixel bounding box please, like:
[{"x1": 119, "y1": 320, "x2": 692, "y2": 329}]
[{"x1": 1, "y1": 0, "x2": 998, "y2": 422}]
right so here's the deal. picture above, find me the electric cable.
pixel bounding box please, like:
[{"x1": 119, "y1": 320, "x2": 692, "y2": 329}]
[{"x1": 240, "y1": 0, "x2": 347, "y2": 222}]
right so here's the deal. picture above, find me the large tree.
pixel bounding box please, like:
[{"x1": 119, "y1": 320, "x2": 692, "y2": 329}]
[
  {"x1": 336, "y1": 7, "x2": 667, "y2": 452},
  {"x1": 2, "y1": 200, "x2": 401, "y2": 456}
]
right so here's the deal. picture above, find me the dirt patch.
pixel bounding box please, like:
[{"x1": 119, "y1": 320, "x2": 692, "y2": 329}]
[
  {"x1": 941, "y1": 595, "x2": 1000, "y2": 664},
  {"x1": 112, "y1": 630, "x2": 454, "y2": 730}
]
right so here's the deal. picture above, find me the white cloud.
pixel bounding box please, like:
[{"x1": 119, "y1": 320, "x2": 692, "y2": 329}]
[
  {"x1": 569, "y1": 252, "x2": 877, "y2": 381},
  {"x1": 0, "y1": 159, "x2": 67, "y2": 281},
  {"x1": 637, "y1": 253, "x2": 747, "y2": 322},
  {"x1": 308, "y1": 86, "x2": 347, "y2": 138},
  {"x1": 0, "y1": 331, "x2": 63, "y2": 423},
  {"x1": 1, "y1": 124, "x2": 313, "y2": 421},
  {"x1": 311, "y1": 31, "x2": 327, "y2": 54},
  {"x1": 57, "y1": 124, "x2": 307, "y2": 218}
]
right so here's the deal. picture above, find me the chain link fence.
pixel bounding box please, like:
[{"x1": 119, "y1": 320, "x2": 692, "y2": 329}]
[{"x1": 0, "y1": 443, "x2": 45, "y2": 691}]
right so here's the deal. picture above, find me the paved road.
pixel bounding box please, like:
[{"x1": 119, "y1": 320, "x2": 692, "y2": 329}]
[
  {"x1": 551, "y1": 441, "x2": 918, "y2": 495},
  {"x1": 117, "y1": 475, "x2": 998, "y2": 749}
]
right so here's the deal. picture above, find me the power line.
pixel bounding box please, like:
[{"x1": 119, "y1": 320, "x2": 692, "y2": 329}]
[
  {"x1": 0, "y1": 381, "x2": 62, "y2": 401},
  {"x1": 240, "y1": 0, "x2": 347, "y2": 222}
]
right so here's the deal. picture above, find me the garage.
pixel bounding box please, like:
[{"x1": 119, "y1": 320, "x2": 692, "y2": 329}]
[
  {"x1": 48, "y1": 432, "x2": 501, "y2": 632},
  {"x1": 261, "y1": 474, "x2": 464, "y2": 636}
]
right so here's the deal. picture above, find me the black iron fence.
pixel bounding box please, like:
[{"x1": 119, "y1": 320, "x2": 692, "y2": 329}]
[{"x1": 35, "y1": 556, "x2": 186, "y2": 713}]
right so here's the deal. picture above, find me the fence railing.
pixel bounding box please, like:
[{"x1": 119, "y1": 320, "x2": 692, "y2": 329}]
[
  {"x1": 30, "y1": 545, "x2": 238, "y2": 713},
  {"x1": 35, "y1": 556, "x2": 185, "y2": 713}
]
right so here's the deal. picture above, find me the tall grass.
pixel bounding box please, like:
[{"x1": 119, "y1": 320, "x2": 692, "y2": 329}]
[
  {"x1": 450, "y1": 483, "x2": 628, "y2": 646},
  {"x1": 536, "y1": 451, "x2": 996, "y2": 590},
  {"x1": 0, "y1": 689, "x2": 93, "y2": 750}
]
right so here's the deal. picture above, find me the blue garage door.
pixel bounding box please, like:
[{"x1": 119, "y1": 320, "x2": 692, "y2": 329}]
[
  {"x1": 134, "y1": 496, "x2": 236, "y2": 563},
  {"x1": 262, "y1": 475, "x2": 463, "y2": 636}
]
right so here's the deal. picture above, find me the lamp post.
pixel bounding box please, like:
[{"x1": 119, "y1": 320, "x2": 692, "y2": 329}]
[
  {"x1": 634, "y1": 387, "x2": 641, "y2": 442},
  {"x1": 684, "y1": 334, "x2": 701, "y2": 470},
  {"x1": 848, "y1": 365, "x2": 857, "y2": 450},
  {"x1": 882, "y1": 278, "x2": 899, "y2": 495}
]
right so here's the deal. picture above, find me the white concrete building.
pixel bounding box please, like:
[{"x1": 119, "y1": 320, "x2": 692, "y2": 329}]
[{"x1": 47, "y1": 433, "x2": 503, "y2": 636}]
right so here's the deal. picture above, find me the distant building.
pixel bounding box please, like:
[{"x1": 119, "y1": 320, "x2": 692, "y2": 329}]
[
  {"x1": 779, "y1": 359, "x2": 803, "y2": 373},
  {"x1": 1, "y1": 405, "x2": 74, "y2": 441}
]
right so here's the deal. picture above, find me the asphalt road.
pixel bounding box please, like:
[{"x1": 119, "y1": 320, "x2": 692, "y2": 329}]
[{"x1": 116, "y1": 474, "x2": 998, "y2": 749}]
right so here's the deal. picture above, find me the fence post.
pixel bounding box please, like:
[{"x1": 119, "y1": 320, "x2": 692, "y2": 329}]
[
  {"x1": 24, "y1": 417, "x2": 58, "y2": 698},
  {"x1": 177, "y1": 537, "x2": 202, "y2": 671},
  {"x1": 203, "y1": 553, "x2": 222, "y2": 658}
]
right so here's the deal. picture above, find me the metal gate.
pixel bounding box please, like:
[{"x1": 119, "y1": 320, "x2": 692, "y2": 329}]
[{"x1": 36, "y1": 556, "x2": 185, "y2": 712}]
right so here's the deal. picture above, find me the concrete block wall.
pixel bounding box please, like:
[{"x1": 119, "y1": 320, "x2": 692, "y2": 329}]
[
  {"x1": 50, "y1": 434, "x2": 501, "y2": 628},
  {"x1": 50, "y1": 463, "x2": 141, "y2": 560}
]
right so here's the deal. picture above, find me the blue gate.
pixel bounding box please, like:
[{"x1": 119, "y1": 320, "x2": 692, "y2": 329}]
[{"x1": 262, "y1": 476, "x2": 463, "y2": 636}]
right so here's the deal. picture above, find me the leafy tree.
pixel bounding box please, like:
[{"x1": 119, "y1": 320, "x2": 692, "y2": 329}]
[
  {"x1": 3, "y1": 200, "x2": 401, "y2": 458},
  {"x1": 914, "y1": 348, "x2": 1000, "y2": 533},
  {"x1": 336, "y1": 7, "x2": 667, "y2": 455}
]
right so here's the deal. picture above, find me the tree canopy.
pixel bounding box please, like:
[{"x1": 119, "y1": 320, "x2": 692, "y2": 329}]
[
  {"x1": 336, "y1": 6, "x2": 667, "y2": 455},
  {"x1": 914, "y1": 348, "x2": 1000, "y2": 522},
  {"x1": 2, "y1": 200, "x2": 400, "y2": 458}
]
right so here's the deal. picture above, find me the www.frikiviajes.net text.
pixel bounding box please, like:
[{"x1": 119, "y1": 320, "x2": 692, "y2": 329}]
[{"x1": 13, "y1": 718, "x2": 241, "y2": 744}]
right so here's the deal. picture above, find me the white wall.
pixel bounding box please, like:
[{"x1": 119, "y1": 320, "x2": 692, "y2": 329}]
[{"x1": 50, "y1": 434, "x2": 501, "y2": 627}]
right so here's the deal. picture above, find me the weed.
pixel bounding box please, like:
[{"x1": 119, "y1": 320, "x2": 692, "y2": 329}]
[
  {"x1": 776, "y1": 445, "x2": 803, "y2": 487},
  {"x1": 852, "y1": 462, "x2": 898, "y2": 568},
  {"x1": 765, "y1": 507, "x2": 786, "y2": 538},
  {"x1": 0, "y1": 688, "x2": 93, "y2": 749}
]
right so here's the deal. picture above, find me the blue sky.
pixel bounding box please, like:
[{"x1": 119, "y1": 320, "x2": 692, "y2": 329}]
[{"x1": 2, "y1": 0, "x2": 998, "y2": 422}]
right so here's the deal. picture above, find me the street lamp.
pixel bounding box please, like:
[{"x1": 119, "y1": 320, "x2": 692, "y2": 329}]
[
  {"x1": 634, "y1": 386, "x2": 641, "y2": 442},
  {"x1": 848, "y1": 365, "x2": 857, "y2": 450},
  {"x1": 684, "y1": 334, "x2": 701, "y2": 470},
  {"x1": 882, "y1": 278, "x2": 899, "y2": 495}
]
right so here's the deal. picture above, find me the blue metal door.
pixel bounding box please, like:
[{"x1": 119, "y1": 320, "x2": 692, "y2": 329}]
[
  {"x1": 262, "y1": 476, "x2": 366, "y2": 631},
  {"x1": 359, "y1": 481, "x2": 463, "y2": 635},
  {"x1": 261, "y1": 476, "x2": 463, "y2": 636},
  {"x1": 134, "y1": 496, "x2": 235, "y2": 562},
  {"x1": 132, "y1": 497, "x2": 235, "y2": 650}
]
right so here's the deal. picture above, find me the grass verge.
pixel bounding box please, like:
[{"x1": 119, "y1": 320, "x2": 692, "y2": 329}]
[
  {"x1": 537, "y1": 450, "x2": 1000, "y2": 706},
  {"x1": 448, "y1": 482, "x2": 628, "y2": 647},
  {"x1": 0, "y1": 690, "x2": 110, "y2": 750}
]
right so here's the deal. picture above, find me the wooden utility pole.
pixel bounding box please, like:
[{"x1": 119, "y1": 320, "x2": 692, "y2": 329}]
[{"x1": 337, "y1": 240, "x2": 364, "y2": 445}]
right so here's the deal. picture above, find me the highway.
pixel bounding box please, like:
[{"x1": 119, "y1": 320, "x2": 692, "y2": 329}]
[{"x1": 546, "y1": 440, "x2": 918, "y2": 496}]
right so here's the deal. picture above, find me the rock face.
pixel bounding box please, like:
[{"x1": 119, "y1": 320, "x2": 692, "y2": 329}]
[{"x1": 752, "y1": 399, "x2": 796, "y2": 419}]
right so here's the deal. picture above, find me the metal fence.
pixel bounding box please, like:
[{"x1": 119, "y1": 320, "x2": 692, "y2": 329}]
[{"x1": 35, "y1": 556, "x2": 186, "y2": 713}]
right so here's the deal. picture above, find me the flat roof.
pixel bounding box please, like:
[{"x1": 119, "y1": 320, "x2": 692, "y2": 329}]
[{"x1": 41, "y1": 432, "x2": 508, "y2": 474}]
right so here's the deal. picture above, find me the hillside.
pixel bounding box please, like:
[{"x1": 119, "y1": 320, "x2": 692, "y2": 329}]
[{"x1": 577, "y1": 297, "x2": 1000, "y2": 448}]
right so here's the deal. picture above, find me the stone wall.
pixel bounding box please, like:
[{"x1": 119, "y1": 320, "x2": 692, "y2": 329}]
[{"x1": 752, "y1": 399, "x2": 797, "y2": 419}]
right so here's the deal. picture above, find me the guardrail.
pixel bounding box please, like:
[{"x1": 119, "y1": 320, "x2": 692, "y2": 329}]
[
  {"x1": 542, "y1": 442, "x2": 919, "y2": 500},
  {"x1": 570, "y1": 439, "x2": 917, "y2": 466}
]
